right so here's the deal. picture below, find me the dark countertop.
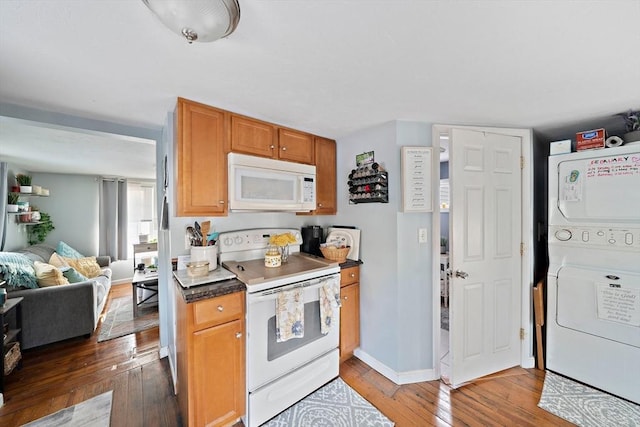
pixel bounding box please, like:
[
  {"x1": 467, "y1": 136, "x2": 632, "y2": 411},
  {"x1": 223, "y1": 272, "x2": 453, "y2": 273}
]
[
  {"x1": 339, "y1": 259, "x2": 363, "y2": 269},
  {"x1": 173, "y1": 275, "x2": 246, "y2": 303}
]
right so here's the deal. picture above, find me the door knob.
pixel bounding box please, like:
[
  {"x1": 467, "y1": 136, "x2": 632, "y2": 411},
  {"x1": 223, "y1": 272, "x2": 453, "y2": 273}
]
[{"x1": 455, "y1": 270, "x2": 469, "y2": 279}]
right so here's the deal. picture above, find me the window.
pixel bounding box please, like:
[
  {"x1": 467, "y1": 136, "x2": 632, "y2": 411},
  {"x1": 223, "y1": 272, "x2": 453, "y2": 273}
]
[{"x1": 127, "y1": 181, "x2": 157, "y2": 259}]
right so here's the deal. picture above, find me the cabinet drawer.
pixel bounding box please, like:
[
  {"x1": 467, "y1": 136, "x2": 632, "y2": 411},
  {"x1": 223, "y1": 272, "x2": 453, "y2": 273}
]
[
  {"x1": 340, "y1": 266, "x2": 359, "y2": 287},
  {"x1": 192, "y1": 292, "x2": 244, "y2": 331}
]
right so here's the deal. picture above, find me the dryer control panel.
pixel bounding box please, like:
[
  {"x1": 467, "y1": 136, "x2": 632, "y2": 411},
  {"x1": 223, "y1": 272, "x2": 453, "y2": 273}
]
[{"x1": 549, "y1": 226, "x2": 640, "y2": 250}]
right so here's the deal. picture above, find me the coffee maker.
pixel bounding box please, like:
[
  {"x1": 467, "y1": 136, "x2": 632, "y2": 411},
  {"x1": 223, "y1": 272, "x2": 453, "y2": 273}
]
[{"x1": 301, "y1": 225, "x2": 323, "y2": 256}]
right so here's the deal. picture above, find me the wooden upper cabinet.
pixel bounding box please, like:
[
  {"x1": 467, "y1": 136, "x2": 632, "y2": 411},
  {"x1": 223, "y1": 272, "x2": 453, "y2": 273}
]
[
  {"x1": 230, "y1": 114, "x2": 314, "y2": 165},
  {"x1": 176, "y1": 98, "x2": 228, "y2": 216},
  {"x1": 312, "y1": 137, "x2": 336, "y2": 215},
  {"x1": 278, "y1": 128, "x2": 314, "y2": 164},
  {"x1": 230, "y1": 115, "x2": 277, "y2": 158}
]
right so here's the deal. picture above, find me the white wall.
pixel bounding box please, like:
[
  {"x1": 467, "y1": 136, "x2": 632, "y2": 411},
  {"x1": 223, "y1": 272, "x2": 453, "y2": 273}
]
[
  {"x1": 330, "y1": 120, "x2": 434, "y2": 377},
  {"x1": 30, "y1": 173, "x2": 99, "y2": 255}
]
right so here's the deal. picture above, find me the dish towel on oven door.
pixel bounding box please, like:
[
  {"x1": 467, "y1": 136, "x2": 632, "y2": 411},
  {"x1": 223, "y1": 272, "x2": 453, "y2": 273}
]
[
  {"x1": 276, "y1": 287, "x2": 304, "y2": 342},
  {"x1": 320, "y1": 276, "x2": 342, "y2": 335}
]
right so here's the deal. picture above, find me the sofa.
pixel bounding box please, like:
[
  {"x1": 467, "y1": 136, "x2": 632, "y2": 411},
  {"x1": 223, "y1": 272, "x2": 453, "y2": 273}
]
[{"x1": 1, "y1": 244, "x2": 112, "y2": 349}]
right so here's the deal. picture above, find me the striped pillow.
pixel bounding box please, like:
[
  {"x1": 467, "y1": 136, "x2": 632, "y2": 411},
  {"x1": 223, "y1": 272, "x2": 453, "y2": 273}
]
[{"x1": 0, "y1": 252, "x2": 38, "y2": 289}]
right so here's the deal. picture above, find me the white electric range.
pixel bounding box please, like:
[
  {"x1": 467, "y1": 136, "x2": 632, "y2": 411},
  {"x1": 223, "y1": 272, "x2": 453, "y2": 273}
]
[{"x1": 219, "y1": 228, "x2": 341, "y2": 427}]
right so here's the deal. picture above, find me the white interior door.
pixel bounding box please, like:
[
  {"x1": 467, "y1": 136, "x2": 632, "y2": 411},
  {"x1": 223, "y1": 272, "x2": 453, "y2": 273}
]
[{"x1": 449, "y1": 128, "x2": 522, "y2": 387}]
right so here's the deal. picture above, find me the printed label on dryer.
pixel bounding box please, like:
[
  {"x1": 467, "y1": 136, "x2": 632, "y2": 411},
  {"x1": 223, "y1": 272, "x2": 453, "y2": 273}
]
[{"x1": 596, "y1": 283, "x2": 640, "y2": 327}]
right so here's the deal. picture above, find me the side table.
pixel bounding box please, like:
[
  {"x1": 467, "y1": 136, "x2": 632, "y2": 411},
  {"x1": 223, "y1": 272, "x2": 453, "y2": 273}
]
[
  {"x1": 1, "y1": 297, "x2": 24, "y2": 393},
  {"x1": 132, "y1": 270, "x2": 158, "y2": 318}
]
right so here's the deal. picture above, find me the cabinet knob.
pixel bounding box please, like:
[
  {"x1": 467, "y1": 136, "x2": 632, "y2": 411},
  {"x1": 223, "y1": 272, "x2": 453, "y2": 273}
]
[
  {"x1": 318, "y1": 203, "x2": 323, "y2": 207},
  {"x1": 281, "y1": 146, "x2": 287, "y2": 151},
  {"x1": 219, "y1": 200, "x2": 225, "y2": 204},
  {"x1": 270, "y1": 145, "x2": 275, "y2": 149},
  {"x1": 343, "y1": 296, "x2": 348, "y2": 300},
  {"x1": 217, "y1": 305, "x2": 224, "y2": 312},
  {"x1": 350, "y1": 273, "x2": 355, "y2": 278},
  {"x1": 235, "y1": 332, "x2": 242, "y2": 339}
]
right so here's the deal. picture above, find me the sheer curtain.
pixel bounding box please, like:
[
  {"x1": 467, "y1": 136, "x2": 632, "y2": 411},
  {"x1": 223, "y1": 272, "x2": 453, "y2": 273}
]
[
  {"x1": 99, "y1": 178, "x2": 128, "y2": 260},
  {"x1": 0, "y1": 162, "x2": 7, "y2": 250}
]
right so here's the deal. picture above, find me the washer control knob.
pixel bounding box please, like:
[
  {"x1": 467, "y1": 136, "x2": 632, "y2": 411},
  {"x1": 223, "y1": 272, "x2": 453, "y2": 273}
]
[
  {"x1": 223, "y1": 237, "x2": 233, "y2": 246},
  {"x1": 596, "y1": 231, "x2": 605, "y2": 236},
  {"x1": 555, "y1": 229, "x2": 572, "y2": 241},
  {"x1": 582, "y1": 231, "x2": 589, "y2": 242},
  {"x1": 608, "y1": 239, "x2": 616, "y2": 244},
  {"x1": 625, "y1": 233, "x2": 633, "y2": 245},
  {"x1": 235, "y1": 236, "x2": 243, "y2": 244}
]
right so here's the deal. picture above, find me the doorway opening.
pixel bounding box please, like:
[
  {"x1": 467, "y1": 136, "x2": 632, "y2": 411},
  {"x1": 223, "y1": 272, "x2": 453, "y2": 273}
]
[{"x1": 438, "y1": 134, "x2": 451, "y2": 382}]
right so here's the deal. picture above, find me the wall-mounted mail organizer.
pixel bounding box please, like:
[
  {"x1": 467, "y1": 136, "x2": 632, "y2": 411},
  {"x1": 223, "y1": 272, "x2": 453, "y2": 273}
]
[{"x1": 348, "y1": 164, "x2": 389, "y2": 204}]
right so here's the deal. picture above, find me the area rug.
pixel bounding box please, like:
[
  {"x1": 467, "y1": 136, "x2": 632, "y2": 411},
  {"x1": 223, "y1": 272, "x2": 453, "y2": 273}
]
[
  {"x1": 538, "y1": 371, "x2": 640, "y2": 426},
  {"x1": 262, "y1": 377, "x2": 394, "y2": 427},
  {"x1": 441, "y1": 306, "x2": 449, "y2": 331},
  {"x1": 97, "y1": 296, "x2": 158, "y2": 342},
  {"x1": 22, "y1": 390, "x2": 112, "y2": 427}
]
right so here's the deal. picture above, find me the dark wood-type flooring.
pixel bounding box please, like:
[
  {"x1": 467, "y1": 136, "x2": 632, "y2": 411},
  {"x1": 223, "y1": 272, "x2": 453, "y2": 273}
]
[{"x1": 0, "y1": 284, "x2": 570, "y2": 426}]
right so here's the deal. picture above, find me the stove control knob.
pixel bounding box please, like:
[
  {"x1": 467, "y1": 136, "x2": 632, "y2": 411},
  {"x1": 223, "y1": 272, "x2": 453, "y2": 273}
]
[{"x1": 555, "y1": 229, "x2": 572, "y2": 241}]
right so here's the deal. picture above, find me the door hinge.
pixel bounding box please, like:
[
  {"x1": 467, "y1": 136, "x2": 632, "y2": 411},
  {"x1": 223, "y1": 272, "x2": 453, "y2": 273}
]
[
  {"x1": 520, "y1": 242, "x2": 525, "y2": 256},
  {"x1": 520, "y1": 156, "x2": 524, "y2": 169},
  {"x1": 520, "y1": 328, "x2": 525, "y2": 340}
]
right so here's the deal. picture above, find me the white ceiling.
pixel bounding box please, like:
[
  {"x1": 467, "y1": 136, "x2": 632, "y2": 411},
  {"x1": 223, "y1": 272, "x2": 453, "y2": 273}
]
[{"x1": 1, "y1": 1, "x2": 639, "y2": 177}]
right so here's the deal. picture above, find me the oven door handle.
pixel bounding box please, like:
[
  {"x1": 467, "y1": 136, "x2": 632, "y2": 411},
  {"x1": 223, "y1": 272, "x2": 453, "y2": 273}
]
[{"x1": 249, "y1": 275, "x2": 339, "y2": 302}]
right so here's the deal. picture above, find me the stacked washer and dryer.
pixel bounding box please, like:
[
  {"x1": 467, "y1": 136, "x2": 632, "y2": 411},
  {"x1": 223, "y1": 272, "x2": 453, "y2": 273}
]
[{"x1": 547, "y1": 144, "x2": 640, "y2": 404}]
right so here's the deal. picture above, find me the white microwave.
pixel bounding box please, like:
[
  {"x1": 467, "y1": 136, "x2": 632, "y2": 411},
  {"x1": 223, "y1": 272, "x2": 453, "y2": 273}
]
[{"x1": 228, "y1": 153, "x2": 316, "y2": 212}]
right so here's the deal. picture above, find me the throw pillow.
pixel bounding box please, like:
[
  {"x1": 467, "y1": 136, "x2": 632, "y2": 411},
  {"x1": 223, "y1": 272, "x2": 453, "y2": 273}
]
[
  {"x1": 0, "y1": 252, "x2": 38, "y2": 289},
  {"x1": 63, "y1": 256, "x2": 102, "y2": 278},
  {"x1": 60, "y1": 267, "x2": 89, "y2": 283},
  {"x1": 56, "y1": 241, "x2": 84, "y2": 259},
  {"x1": 48, "y1": 252, "x2": 69, "y2": 268},
  {"x1": 33, "y1": 261, "x2": 69, "y2": 287}
]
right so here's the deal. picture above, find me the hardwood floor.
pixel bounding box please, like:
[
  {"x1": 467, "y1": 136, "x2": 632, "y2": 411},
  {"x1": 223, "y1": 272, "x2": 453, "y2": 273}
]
[
  {"x1": 1, "y1": 283, "x2": 568, "y2": 426},
  {"x1": 341, "y1": 358, "x2": 572, "y2": 427},
  {"x1": 0, "y1": 283, "x2": 181, "y2": 427}
]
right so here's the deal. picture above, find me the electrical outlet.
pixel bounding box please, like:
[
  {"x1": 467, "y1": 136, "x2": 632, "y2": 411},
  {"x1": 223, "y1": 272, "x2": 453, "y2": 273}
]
[{"x1": 418, "y1": 228, "x2": 428, "y2": 243}]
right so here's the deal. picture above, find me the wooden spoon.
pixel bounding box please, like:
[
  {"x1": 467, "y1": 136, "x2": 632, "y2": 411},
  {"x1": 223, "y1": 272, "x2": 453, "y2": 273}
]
[{"x1": 201, "y1": 221, "x2": 211, "y2": 246}]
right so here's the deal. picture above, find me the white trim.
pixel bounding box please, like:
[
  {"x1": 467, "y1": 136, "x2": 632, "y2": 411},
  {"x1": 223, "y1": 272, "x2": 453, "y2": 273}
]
[
  {"x1": 431, "y1": 124, "x2": 534, "y2": 377},
  {"x1": 353, "y1": 349, "x2": 437, "y2": 385},
  {"x1": 111, "y1": 278, "x2": 132, "y2": 285},
  {"x1": 159, "y1": 345, "x2": 169, "y2": 359}
]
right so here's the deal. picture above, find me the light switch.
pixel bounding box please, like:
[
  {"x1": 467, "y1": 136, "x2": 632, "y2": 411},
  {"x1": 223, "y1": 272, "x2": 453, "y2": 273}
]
[{"x1": 418, "y1": 228, "x2": 428, "y2": 243}]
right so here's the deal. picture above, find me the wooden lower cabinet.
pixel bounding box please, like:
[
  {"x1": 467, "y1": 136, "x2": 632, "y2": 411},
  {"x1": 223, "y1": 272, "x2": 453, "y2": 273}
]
[
  {"x1": 339, "y1": 266, "x2": 360, "y2": 362},
  {"x1": 176, "y1": 290, "x2": 246, "y2": 427}
]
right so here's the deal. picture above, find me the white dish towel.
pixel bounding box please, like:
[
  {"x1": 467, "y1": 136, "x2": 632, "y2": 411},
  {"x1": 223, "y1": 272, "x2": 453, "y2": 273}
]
[
  {"x1": 319, "y1": 275, "x2": 342, "y2": 335},
  {"x1": 276, "y1": 287, "x2": 304, "y2": 342}
]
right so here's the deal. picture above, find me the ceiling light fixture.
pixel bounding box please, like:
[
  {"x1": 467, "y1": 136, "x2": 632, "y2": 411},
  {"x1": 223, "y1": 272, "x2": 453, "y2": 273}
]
[{"x1": 142, "y1": 0, "x2": 240, "y2": 44}]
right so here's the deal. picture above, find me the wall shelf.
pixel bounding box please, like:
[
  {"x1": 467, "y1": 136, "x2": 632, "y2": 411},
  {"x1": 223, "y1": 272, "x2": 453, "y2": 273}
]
[{"x1": 348, "y1": 168, "x2": 389, "y2": 204}]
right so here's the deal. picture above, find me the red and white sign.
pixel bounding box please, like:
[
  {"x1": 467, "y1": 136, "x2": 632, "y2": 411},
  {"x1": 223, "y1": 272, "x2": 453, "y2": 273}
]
[{"x1": 576, "y1": 128, "x2": 605, "y2": 151}]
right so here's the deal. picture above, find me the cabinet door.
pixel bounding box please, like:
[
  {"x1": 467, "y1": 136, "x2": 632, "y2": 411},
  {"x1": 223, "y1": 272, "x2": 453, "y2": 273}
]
[
  {"x1": 193, "y1": 319, "x2": 245, "y2": 427},
  {"x1": 277, "y1": 128, "x2": 314, "y2": 164},
  {"x1": 176, "y1": 98, "x2": 228, "y2": 216},
  {"x1": 230, "y1": 115, "x2": 277, "y2": 158},
  {"x1": 340, "y1": 283, "x2": 360, "y2": 362},
  {"x1": 313, "y1": 137, "x2": 336, "y2": 214}
]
